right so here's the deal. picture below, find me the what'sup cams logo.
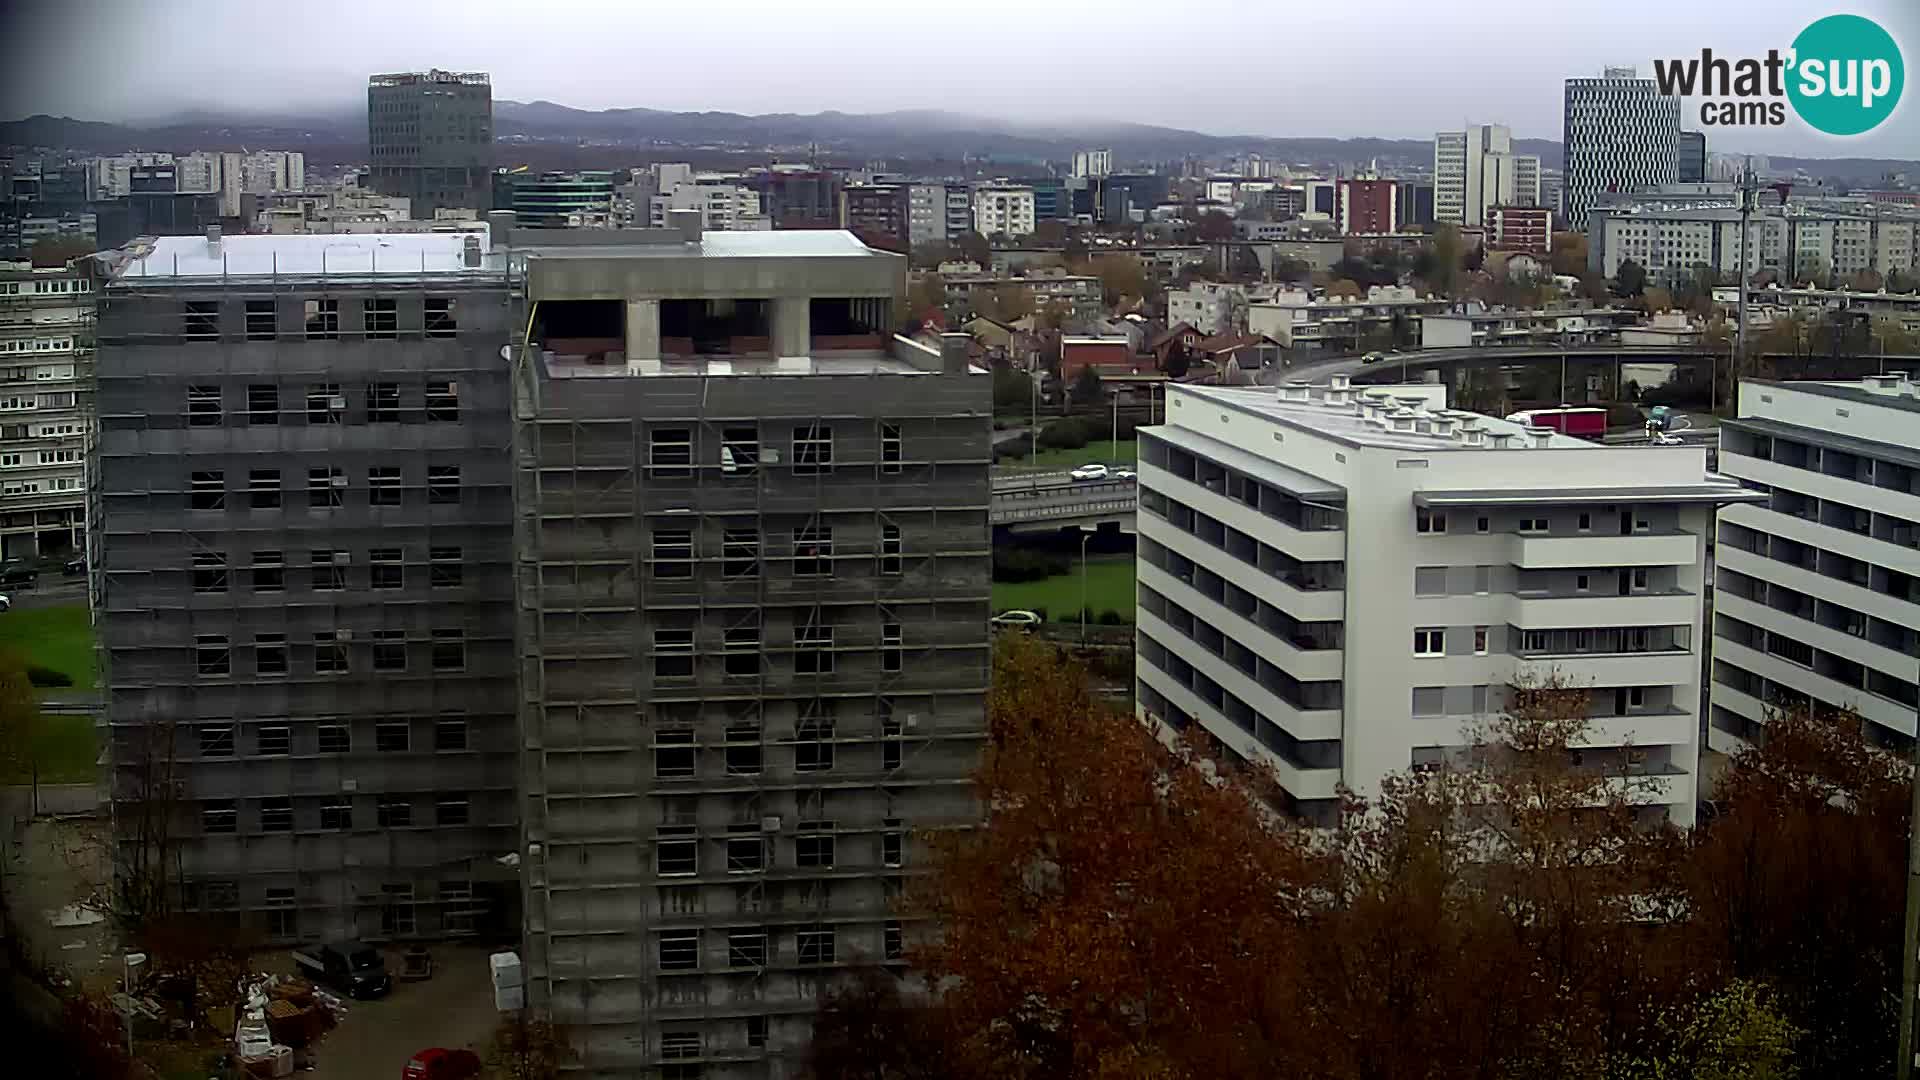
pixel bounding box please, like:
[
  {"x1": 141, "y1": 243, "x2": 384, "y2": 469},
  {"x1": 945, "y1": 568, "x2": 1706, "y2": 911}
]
[{"x1": 1653, "y1": 13, "x2": 1904, "y2": 135}]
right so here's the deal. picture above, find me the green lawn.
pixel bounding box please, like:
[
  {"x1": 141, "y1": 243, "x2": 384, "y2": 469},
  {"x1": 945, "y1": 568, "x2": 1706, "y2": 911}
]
[
  {"x1": 1002, "y1": 438, "x2": 1138, "y2": 472},
  {"x1": 2, "y1": 713, "x2": 96, "y2": 784},
  {"x1": 992, "y1": 555, "x2": 1137, "y2": 623},
  {"x1": 0, "y1": 603, "x2": 96, "y2": 690}
]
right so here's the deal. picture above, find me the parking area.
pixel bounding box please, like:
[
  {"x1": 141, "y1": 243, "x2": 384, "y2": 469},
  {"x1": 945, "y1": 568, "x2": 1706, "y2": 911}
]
[{"x1": 297, "y1": 944, "x2": 504, "y2": 1079}]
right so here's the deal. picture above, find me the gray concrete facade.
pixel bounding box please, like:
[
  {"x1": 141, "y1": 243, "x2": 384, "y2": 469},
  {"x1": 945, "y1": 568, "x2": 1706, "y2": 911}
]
[
  {"x1": 93, "y1": 252, "x2": 519, "y2": 942},
  {"x1": 511, "y1": 233, "x2": 991, "y2": 1078}
]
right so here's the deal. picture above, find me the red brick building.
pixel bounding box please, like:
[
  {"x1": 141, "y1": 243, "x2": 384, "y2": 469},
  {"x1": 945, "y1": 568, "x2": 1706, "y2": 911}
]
[
  {"x1": 1060, "y1": 336, "x2": 1151, "y2": 381},
  {"x1": 1337, "y1": 178, "x2": 1399, "y2": 236},
  {"x1": 1486, "y1": 205, "x2": 1552, "y2": 256}
]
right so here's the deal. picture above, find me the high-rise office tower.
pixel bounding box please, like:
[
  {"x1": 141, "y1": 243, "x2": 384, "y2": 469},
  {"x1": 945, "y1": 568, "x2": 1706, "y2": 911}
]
[
  {"x1": 93, "y1": 229, "x2": 519, "y2": 941},
  {"x1": 368, "y1": 70, "x2": 494, "y2": 215},
  {"x1": 1434, "y1": 124, "x2": 1538, "y2": 227},
  {"x1": 508, "y1": 222, "x2": 990, "y2": 1076},
  {"x1": 1678, "y1": 131, "x2": 1707, "y2": 183},
  {"x1": 1563, "y1": 69, "x2": 1680, "y2": 229}
]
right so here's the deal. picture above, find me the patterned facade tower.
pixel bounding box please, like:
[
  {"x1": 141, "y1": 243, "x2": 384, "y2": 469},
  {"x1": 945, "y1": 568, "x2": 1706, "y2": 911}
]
[{"x1": 1563, "y1": 72, "x2": 1680, "y2": 230}]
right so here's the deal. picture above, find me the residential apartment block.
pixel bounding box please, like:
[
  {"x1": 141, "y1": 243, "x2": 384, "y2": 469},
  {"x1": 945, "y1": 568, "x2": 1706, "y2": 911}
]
[
  {"x1": 0, "y1": 262, "x2": 93, "y2": 558},
  {"x1": 1246, "y1": 286, "x2": 1445, "y2": 354},
  {"x1": 1135, "y1": 377, "x2": 1758, "y2": 826},
  {"x1": 1710, "y1": 376, "x2": 1920, "y2": 756},
  {"x1": 971, "y1": 184, "x2": 1036, "y2": 238},
  {"x1": 509, "y1": 224, "x2": 990, "y2": 1076},
  {"x1": 1588, "y1": 200, "x2": 1919, "y2": 283},
  {"x1": 93, "y1": 230, "x2": 519, "y2": 943}
]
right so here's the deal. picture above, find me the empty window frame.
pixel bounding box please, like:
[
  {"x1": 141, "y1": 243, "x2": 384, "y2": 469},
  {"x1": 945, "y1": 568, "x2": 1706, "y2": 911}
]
[
  {"x1": 372, "y1": 630, "x2": 407, "y2": 671},
  {"x1": 248, "y1": 469, "x2": 280, "y2": 509},
  {"x1": 657, "y1": 835, "x2": 697, "y2": 877},
  {"x1": 202, "y1": 799, "x2": 237, "y2": 834},
  {"x1": 380, "y1": 884, "x2": 415, "y2": 934},
  {"x1": 658, "y1": 930, "x2": 699, "y2": 971},
  {"x1": 256, "y1": 724, "x2": 291, "y2": 756},
  {"x1": 649, "y1": 427, "x2": 693, "y2": 478},
  {"x1": 191, "y1": 551, "x2": 228, "y2": 593},
  {"x1": 727, "y1": 929, "x2": 768, "y2": 968},
  {"x1": 377, "y1": 796, "x2": 412, "y2": 828},
  {"x1": 796, "y1": 925, "x2": 835, "y2": 965},
  {"x1": 793, "y1": 423, "x2": 833, "y2": 475},
  {"x1": 255, "y1": 633, "x2": 288, "y2": 675},
  {"x1": 722, "y1": 529, "x2": 759, "y2": 578},
  {"x1": 244, "y1": 299, "x2": 276, "y2": 340},
  {"x1": 368, "y1": 466, "x2": 402, "y2": 506},
  {"x1": 433, "y1": 718, "x2": 467, "y2": 751},
  {"x1": 655, "y1": 628, "x2": 695, "y2": 679},
  {"x1": 247, "y1": 384, "x2": 278, "y2": 425},
  {"x1": 880, "y1": 421, "x2": 903, "y2": 474},
  {"x1": 306, "y1": 383, "x2": 344, "y2": 424},
  {"x1": 368, "y1": 547, "x2": 404, "y2": 590},
  {"x1": 793, "y1": 525, "x2": 832, "y2": 577},
  {"x1": 794, "y1": 616, "x2": 834, "y2": 675},
  {"x1": 183, "y1": 301, "x2": 220, "y2": 341},
  {"x1": 882, "y1": 819, "x2": 904, "y2": 867},
  {"x1": 368, "y1": 381, "x2": 401, "y2": 422},
  {"x1": 317, "y1": 724, "x2": 350, "y2": 754},
  {"x1": 885, "y1": 919, "x2": 904, "y2": 961},
  {"x1": 198, "y1": 724, "x2": 235, "y2": 757},
  {"x1": 308, "y1": 466, "x2": 345, "y2": 508},
  {"x1": 260, "y1": 797, "x2": 293, "y2": 832},
  {"x1": 189, "y1": 470, "x2": 224, "y2": 510},
  {"x1": 654, "y1": 728, "x2": 696, "y2": 778},
  {"x1": 364, "y1": 298, "x2": 398, "y2": 339},
  {"x1": 304, "y1": 299, "x2": 339, "y2": 340},
  {"x1": 313, "y1": 633, "x2": 349, "y2": 674},
  {"x1": 795, "y1": 822, "x2": 836, "y2": 868},
  {"x1": 376, "y1": 721, "x2": 410, "y2": 752},
  {"x1": 252, "y1": 550, "x2": 284, "y2": 592},
  {"x1": 195, "y1": 634, "x2": 229, "y2": 676},
  {"x1": 720, "y1": 426, "x2": 759, "y2": 475},
  {"x1": 725, "y1": 834, "x2": 766, "y2": 873},
  {"x1": 880, "y1": 523, "x2": 902, "y2": 575},
  {"x1": 795, "y1": 705, "x2": 834, "y2": 772},
  {"x1": 881, "y1": 622, "x2": 903, "y2": 673},
  {"x1": 652, "y1": 529, "x2": 694, "y2": 578},
  {"x1": 427, "y1": 465, "x2": 460, "y2": 504},
  {"x1": 187, "y1": 385, "x2": 221, "y2": 426},
  {"x1": 660, "y1": 1032, "x2": 702, "y2": 1061},
  {"x1": 724, "y1": 723, "x2": 762, "y2": 775},
  {"x1": 310, "y1": 550, "x2": 346, "y2": 591},
  {"x1": 424, "y1": 297, "x2": 458, "y2": 338},
  {"x1": 430, "y1": 546, "x2": 464, "y2": 588},
  {"x1": 724, "y1": 620, "x2": 762, "y2": 676},
  {"x1": 425, "y1": 380, "x2": 458, "y2": 420},
  {"x1": 435, "y1": 794, "x2": 470, "y2": 826},
  {"x1": 431, "y1": 629, "x2": 465, "y2": 671}
]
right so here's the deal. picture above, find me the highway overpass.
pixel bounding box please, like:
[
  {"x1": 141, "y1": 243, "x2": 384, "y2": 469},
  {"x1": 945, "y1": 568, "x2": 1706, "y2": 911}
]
[{"x1": 991, "y1": 471, "x2": 1137, "y2": 532}]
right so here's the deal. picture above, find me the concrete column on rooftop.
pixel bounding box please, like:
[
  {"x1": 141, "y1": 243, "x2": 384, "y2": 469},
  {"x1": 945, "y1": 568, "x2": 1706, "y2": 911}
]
[
  {"x1": 625, "y1": 299, "x2": 660, "y2": 374},
  {"x1": 773, "y1": 296, "x2": 810, "y2": 358}
]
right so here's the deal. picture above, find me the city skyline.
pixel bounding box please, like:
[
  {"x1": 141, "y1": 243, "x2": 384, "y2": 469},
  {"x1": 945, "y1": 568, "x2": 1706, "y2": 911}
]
[{"x1": 2, "y1": 0, "x2": 1915, "y2": 160}]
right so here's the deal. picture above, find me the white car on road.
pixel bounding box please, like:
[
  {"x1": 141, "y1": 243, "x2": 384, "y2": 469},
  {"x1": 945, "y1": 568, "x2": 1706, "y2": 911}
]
[
  {"x1": 1110, "y1": 468, "x2": 1136, "y2": 481},
  {"x1": 990, "y1": 610, "x2": 1041, "y2": 631},
  {"x1": 1069, "y1": 463, "x2": 1110, "y2": 482}
]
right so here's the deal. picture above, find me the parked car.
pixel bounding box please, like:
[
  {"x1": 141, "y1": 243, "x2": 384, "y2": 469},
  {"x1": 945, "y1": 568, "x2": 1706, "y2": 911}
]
[
  {"x1": 293, "y1": 941, "x2": 392, "y2": 999},
  {"x1": 1110, "y1": 468, "x2": 1137, "y2": 481},
  {"x1": 0, "y1": 594, "x2": 10, "y2": 613},
  {"x1": 990, "y1": 610, "x2": 1041, "y2": 631},
  {"x1": 402, "y1": 1048, "x2": 482, "y2": 1080},
  {"x1": 1069, "y1": 463, "x2": 1110, "y2": 482},
  {"x1": 0, "y1": 562, "x2": 38, "y2": 589}
]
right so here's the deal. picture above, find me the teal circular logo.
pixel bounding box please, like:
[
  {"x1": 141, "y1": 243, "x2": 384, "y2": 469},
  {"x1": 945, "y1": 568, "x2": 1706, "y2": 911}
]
[{"x1": 1788, "y1": 14, "x2": 1904, "y2": 135}]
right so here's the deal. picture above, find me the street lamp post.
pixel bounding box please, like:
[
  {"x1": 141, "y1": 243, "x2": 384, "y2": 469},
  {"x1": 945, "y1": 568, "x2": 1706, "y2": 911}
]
[
  {"x1": 1079, "y1": 526, "x2": 1095, "y2": 645},
  {"x1": 1110, "y1": 388, "x2": 1120, "y2": 462},
  {"x1": 1029, "y1": 363, "x2": 1039, "y2": 462}
]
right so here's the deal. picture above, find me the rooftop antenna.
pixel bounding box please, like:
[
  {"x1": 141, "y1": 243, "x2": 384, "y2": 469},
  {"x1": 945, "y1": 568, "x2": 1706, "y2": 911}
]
[{"x1": 1734, "y1": 155, "x2": 1759, "y2": 385}]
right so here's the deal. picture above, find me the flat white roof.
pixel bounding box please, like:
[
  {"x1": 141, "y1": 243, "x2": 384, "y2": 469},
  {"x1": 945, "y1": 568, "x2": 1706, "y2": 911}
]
[
  {"x1": 115, "y1": 232, "x2": 497, "y2": 280},
  {"x1": 695, "y1": 230, "x2": 886, "y2": 258}
]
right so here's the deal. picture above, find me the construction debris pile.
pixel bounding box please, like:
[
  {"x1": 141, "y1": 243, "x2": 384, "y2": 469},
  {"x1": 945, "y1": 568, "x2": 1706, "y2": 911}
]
[{"x1": 233, "y1": 974, "x2": 340, "y2": 1076}]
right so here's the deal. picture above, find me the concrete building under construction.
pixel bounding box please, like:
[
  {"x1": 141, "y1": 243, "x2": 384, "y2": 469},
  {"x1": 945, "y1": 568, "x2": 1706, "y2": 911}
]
[
  {"x1": 93, "y1": 216, "x2": 992, "y2": 1076},
  {"x1": 508, "y1": 219, "x2": 992, "y2": 1077},
  {"x1": 92, "y1": 228, "x2": 520, "y2": 940}
]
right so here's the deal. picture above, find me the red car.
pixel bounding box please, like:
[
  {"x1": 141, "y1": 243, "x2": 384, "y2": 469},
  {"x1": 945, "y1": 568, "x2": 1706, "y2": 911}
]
[{"x1": 402, "y1": 1048, "x2": 481, "y2": 1080}]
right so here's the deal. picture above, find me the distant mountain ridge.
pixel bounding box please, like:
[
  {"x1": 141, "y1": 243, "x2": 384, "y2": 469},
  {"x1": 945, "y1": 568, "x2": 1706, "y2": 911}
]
[{"x1": 3, "y1": 104, "x2": 1911, "y2": 181}]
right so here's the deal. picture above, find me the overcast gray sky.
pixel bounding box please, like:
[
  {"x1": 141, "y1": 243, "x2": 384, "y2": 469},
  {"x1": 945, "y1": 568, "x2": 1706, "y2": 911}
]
[{"x1": 3, "y1": 0, "x2": 1916, "y2": 158}]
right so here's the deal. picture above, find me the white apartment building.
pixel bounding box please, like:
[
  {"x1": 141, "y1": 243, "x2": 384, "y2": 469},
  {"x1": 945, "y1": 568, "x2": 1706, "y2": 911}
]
[
  {"x1": 1073, "y1": 149, "x2": 1113, "y2": 178},
  {"x1": 1710, "y1": 376, "x2": 1920, "y2": 757},
  {"x1": 1246, "y1": 286, "x2": 1446, "y2": 354},
  {"x1": 0, "y1": 263, "x2": 94, "y2": 559},
  {"x1": 1434, "y1": 124, "x2": 1538, "y2": 227},
  {"x1": 1135, "y1": 377, "x2": 1759, "y2": 825},
  {"x1": 216, "y1": 151, "x2": 306, "y2": 216},
  {"x1": 1590, "y1": 203, "x2": 1919, "y2": 282},
  {"x1": 649, "y1": 176, "x2": 766, "y2": 231},
  {"x1": 972, "y1": 185, "x2": 1036, "y2": 238},
  {"x1": 1563, "y1": 71, "x2": 1680, "y2": 230},
  {"x1": 1166, "y1": 282, "x2": 1246, "y2": 335}
]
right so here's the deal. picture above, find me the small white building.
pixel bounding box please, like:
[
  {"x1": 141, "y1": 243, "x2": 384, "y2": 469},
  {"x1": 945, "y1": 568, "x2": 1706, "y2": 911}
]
[
  {"x1": 1136, "y1": 376, "x2": 1759, "y2": 825},
  {"x1": 1166, "y1": 283, "x2": 1247, "y2": 335},
  {"x1": 972, "y1": 185, "x2": 1037, "y2": 238}
]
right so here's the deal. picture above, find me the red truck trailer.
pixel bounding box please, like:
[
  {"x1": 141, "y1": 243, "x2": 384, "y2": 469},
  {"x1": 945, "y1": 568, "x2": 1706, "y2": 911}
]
[{"x1": 1505, "y1": 407, "x2": 1606, "y2": 442}]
